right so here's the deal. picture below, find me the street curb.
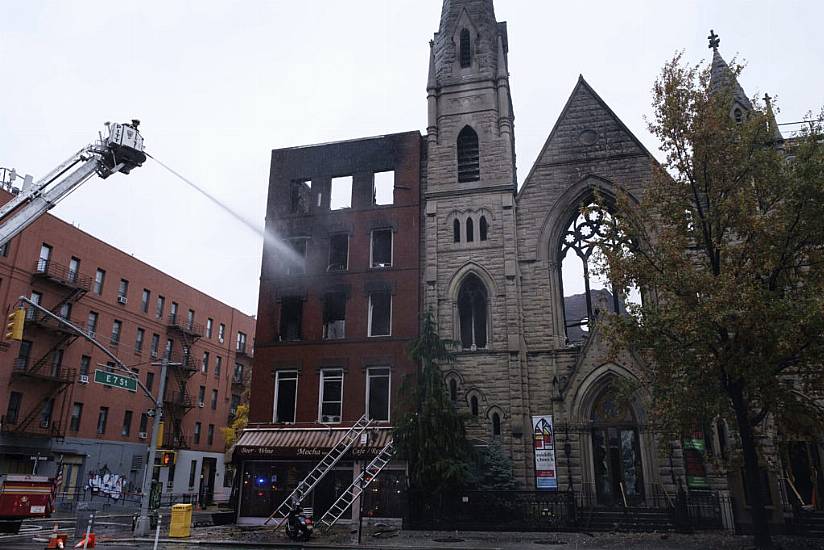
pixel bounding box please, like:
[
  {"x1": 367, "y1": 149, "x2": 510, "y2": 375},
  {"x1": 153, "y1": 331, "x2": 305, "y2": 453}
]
[{"x1": 115, "y1": 538, "x2": 503, "y2": 550}]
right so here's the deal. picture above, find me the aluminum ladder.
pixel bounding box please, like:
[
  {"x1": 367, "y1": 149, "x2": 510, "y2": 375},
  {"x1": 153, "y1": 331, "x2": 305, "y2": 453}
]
[
  {"x1": 264, "y1": 414, "x2": 373, "y2": 527},
  {"x1": 319, "y1": 440, "x2": 395, "y2": 531}
]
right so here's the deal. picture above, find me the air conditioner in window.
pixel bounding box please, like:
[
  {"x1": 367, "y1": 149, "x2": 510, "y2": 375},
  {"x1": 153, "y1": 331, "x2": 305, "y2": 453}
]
[
  {"x1": 78, "y1": 374, "x2": 89, "y2": 384},
  {"x1": 138, "y1": 432, "x2": 147, "y2": 440},
  {"x1": 321, "y1": 415, "x2": 341, "y2": 423},
  {"x1": 117, "y1": 296, "x2": 128, "y2": 304},
  {"x1": 373, "y1": 262, "x2": 391, "y2": 268}
]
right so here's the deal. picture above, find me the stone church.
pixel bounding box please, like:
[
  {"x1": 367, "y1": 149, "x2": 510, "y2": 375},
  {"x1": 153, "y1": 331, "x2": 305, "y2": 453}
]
[{"x1": 242, "y1": 0, "x2": 821, "y2": 531}]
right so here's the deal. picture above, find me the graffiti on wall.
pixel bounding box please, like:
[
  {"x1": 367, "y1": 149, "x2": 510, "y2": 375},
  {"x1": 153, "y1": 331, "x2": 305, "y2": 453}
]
[{"x1": 85, "y1": 465, "x2": 130, "y2": 499}]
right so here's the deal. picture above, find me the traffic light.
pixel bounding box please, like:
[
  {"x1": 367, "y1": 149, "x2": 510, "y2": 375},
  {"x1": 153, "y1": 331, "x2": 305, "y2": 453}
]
[
  {"x1": 160, "y1": 451, "x2": 176, "y2": 466},
  {"x1": 5, "y1": 308, "x2": 24, "y2": 341}
]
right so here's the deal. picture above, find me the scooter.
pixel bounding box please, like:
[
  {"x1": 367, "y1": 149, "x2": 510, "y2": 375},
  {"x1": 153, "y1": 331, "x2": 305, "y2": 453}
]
[{"x1": 285, "y1": 503, "x2": 314, "y2": 541}]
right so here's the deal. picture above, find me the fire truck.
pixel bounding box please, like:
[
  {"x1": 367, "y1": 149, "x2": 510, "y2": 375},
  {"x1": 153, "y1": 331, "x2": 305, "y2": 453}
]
[{"x1": 0, "y1": 121, "x2": 146, "y2": 533}]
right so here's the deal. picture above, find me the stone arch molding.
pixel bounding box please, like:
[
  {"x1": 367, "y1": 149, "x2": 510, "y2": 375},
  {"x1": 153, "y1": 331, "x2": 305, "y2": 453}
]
[
  {"x1": 569, "y1": 362, "x2": 647, "y2": 425},
  {"x1": 447, "y1": 261, "x2": 498, "y2": 302},
  {"x1": 448, "y1": 208, "x2": 494, "y2": 246}
]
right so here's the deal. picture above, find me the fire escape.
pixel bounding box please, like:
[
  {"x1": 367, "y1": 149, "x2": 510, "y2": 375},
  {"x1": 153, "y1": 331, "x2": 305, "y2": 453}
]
[
  {"x1": 162, "y1": 313, "x2": 203, "y2": 450},
  {"x1": 3, "y1": 260, "x2": 90, "y2": 438}
]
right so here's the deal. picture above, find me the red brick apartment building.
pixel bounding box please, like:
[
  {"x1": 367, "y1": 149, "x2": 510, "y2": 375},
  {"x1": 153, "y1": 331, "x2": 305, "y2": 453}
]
[
  {"x1": 0, "y1": 187, "x2": 256, "y2": 505},
  {"x1": 234, "y1": 132, "x2": 422, "y2": 523}
]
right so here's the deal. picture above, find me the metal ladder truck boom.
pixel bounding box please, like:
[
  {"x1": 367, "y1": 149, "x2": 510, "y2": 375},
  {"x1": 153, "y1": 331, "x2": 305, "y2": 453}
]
[{"x1": 0, "y1": 120, "x2": 146, "y2": 247}]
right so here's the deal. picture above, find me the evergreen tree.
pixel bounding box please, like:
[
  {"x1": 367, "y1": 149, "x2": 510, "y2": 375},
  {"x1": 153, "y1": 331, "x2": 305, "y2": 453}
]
[
  {"x1": 393, "y1": 310, "x2": 475, "y2": 494},
  {"x1": 478, "y1": 439, "x2": 516, "y2": 490}
]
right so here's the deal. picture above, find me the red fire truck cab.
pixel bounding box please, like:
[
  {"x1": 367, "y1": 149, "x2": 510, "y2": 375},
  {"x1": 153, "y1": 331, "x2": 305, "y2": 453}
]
[{"x1": 0, "y1": 474, "x2": 55, "y2": 533}]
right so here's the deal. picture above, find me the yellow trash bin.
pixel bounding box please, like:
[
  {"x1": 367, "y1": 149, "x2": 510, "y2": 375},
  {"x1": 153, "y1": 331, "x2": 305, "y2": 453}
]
[{"x1": 168, "y1": 503, "x2": 193, "y2": 538}]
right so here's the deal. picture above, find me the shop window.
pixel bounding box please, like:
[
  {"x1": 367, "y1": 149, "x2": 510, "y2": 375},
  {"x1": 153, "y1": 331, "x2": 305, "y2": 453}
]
[
  {"x1": 279, "y1": 297, "x2": 303, "y2": 341},
  {"x1": 457, "y1": 126, "x2": 480, "y2": 183},
  {"x1": 368, "y1": 292, "x2": 392, "y2": 337},
  {"x1": 373, "y1": 171, "x2": 394, "y2": 206},
  {"x1": 323, "y1": 292, "x2": 346, "y2": 339},
  {"x1": 458, "y1": 274, "x2": 488, "y2": 350},
  {"x1": 274, "y1": 371, "x2": 298, "y2": 423},
  {"x1": 319, "y1": 369, "x2": 343, "y2": 423},
  {"x1": 330, "y1": 176, "x2": 352, "y2": 210},
  {"x1": 290, "y1": 179, "x2": 311, "y2": 214},
  {"x1": 370, "y1": 229, "x2": 393, "y2": 268},
  {"x1": 367, "y1": 368, "x2": 390, "y2": 422},
  {"x1": 328, "y1": 234, "x2": 349, "y2": 272}
]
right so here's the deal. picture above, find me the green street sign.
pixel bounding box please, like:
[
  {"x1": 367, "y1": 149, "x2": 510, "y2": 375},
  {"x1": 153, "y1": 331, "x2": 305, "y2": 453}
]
[{"x1": 94, "y1": 369, "x2": 137, "y2": 392}]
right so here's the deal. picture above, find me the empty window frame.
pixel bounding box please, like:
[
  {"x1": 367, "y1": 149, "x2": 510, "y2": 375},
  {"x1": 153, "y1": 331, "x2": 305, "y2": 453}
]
[
  {"x1": 459, "y1": 28, "x2": 471, "y2": 68},
  {"x1": 457, "y1": 126, "x2": 480, "y2": 183},
  {"x1": 286, "y1": 239, "x2": 307, "y2": 276},
  {"x1": 273, "y1": 371, "x2": 298, "y2": 423},
  {"x1": 480, "y1": 216, "x2": 488, "y2": 241},
  {"x1": 367, "y1": 367, "x2": 390, "y2": 422},
  {"x1": 328, "y1": 234, "x2": 349, "y2": 272},
  {"x1": 373, "y1": 171, "x2": 394, "y2": 206},
  {"x1": 322, "y1": 292, "x2": 346, "y2": 339},
  {"x1": 453, "y1": 219, "x2": 461, "y2": 243},
  {"x1": 370, "y1": 229, "x2": 393, "y2": 268},
  {"x1": 368, "y1": 292, "x2": 392, "y2": 337},
  {"x1": 279, "y1": 297, "x2": 303, "y2": 341},
  {"x1": 458, "y1": 274, "x2": 488, "y2": 350},
  {"x1": 330, "y1": 176, "x2": 352, "y2": 210},
  {"x1": 319, "y1": 369, "x2": 344, "y2": 423},
  {"x1": 290, "y1": 179, "x2": 312, "y2": 214},
  {"x1": 466, "y1": 217, "x2": 474, "y2": 242}
]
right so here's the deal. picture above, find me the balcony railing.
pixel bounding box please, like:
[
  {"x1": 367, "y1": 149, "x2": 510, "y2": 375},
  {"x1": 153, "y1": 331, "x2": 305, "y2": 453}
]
[
  {"x1": 0, "y1": 415, "x2": 63, "y2": 437},
  {"x1": 32, "y1": 260, "x2": 91, "y2": 291},
  {"x1": 166, "y1": 315, "x2": 204, "y2": 338},
  {"x1": 25, "y1": 310, "x2": 76, "y2": 334}
]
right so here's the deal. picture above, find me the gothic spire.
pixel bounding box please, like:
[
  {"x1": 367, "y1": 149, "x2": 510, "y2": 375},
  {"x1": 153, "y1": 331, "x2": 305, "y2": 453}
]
[
  {"x1": 708, "y1": 30, "x2": 753, "y2": 111},
  {"x1": 763, "y1": 93, "x2": 784, "y2": 144}
]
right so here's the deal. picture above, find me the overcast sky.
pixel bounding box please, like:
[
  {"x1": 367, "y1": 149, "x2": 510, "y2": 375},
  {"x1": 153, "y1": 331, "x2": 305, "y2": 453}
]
[{"x1": 2, "y1": 1, "x2": 821, "y2": 316}]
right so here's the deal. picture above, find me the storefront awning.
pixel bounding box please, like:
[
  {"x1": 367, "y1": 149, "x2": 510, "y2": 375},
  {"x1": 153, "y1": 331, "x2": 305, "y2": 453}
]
[{"x1": 231, "y1": 426, "x2": 393, "y2": 461}]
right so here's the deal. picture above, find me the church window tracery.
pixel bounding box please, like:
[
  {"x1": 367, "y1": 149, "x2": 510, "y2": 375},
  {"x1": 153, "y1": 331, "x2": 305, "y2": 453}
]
[
  {"x1": 457, "y1": 126, "x2": 480, "y2": 183},
  {"x1": 458, "y1": 273, "x2": 488, "y2": 350}
]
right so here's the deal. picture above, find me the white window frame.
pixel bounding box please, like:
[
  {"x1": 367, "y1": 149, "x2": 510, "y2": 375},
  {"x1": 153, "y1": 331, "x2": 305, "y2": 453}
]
[
  {"x1": 273, "y1": 370, "x2": 299, "y2": 423},
  {"x1": 370, "y1": 229, "x2": 393, "y2": 268},
  {"x1": 318, "y1": 369, "x2": 344, "y2": 424},
  {"x1": 367, "y1": 293, "x2": 392, "y2": 337},
  {"x1": 366, "y1": 367, "x2": 391, "y2": 422}
]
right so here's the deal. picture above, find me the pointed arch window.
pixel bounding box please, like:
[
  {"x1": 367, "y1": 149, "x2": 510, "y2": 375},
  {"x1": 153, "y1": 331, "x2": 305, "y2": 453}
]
[
  {"x1": 491, "y1": 412, "x2": 501, "y2": 436},
  {"x1": 466, "y1": 217, "x2": 474, "y2": 242},
  {"x1": 559, "y1": 203, "x2": 639, "y2": 343},
  {"x1": 453, "y1": 219, "x2": 461, "y2": 243},
  {"x1": 479, "y1": 216, "x2": 488, "y2": 241},
  {"x1": 449, "y1": 379, "x2": 458, "y2": 402},
  {"x1": 470, "y1": 395, "x2": 479, "y2": 416},
  {"x1": 458, "y1": 274, "x2": 488, "y2": 350},
  {"x1": 457, "y1": 126, "x2": 480, "y2": 183},
  {"x1": 459, "y1": 29, "x2": 471, "y2": 68}
]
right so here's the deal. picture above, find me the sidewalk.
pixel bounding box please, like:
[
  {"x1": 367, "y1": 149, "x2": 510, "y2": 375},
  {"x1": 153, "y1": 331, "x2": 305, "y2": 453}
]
[{"x1": 115, "y1": 523, "x2": 824, "y2": 550}]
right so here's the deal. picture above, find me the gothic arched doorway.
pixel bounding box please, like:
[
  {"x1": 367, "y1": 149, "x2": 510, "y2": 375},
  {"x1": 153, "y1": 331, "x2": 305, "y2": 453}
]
[{"x1": 590, "y1": 387, "x2": 645, "y2": 506}]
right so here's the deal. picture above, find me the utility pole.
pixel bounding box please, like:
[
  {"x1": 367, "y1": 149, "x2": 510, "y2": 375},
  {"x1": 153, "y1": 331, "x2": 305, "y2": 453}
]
[{"x1": 135, "y1": 359, "x2": 169, "y2": 537}]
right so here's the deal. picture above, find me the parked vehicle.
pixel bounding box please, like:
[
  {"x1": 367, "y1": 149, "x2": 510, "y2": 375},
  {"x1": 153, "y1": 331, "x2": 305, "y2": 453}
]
[
  {"x1": 285, "y1": 502, "x2": 313, "y2": 541},
  {"x1": 0, "y1": 474, "x2": 55, "y2": 533}
]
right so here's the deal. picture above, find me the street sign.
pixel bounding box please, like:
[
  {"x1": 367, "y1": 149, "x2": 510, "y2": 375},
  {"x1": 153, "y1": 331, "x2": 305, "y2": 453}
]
[{"x1": 93, "y1": 369, "x2": 137, "y2": 392}]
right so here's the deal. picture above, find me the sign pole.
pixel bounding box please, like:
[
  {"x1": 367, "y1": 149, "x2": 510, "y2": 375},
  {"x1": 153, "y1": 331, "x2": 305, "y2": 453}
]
[{"x1": 135, "y1": 359, "x2": 168, "y2": 537}]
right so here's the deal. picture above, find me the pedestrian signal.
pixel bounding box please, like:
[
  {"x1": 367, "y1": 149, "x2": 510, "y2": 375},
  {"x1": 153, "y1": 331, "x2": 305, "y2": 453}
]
[{"x1": 5, "y1": 308, "x2": 24, "y2": 341}]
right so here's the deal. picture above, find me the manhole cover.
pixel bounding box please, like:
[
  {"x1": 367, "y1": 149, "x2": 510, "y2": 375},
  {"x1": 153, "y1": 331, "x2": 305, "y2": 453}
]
[{"x1": 433, "y1": 537, "x2": 465, "y2": 542}]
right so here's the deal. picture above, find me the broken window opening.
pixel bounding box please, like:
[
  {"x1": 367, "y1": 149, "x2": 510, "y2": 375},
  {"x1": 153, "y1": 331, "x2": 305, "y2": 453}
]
[
  {"x1": 286, "y1": 239, "x2": 307, "y2": 275},
  {"x1": 371, "y1": 229, "x2": 393, "y2": 268},
  {"x1": 323, "y1": 292, "x2": 346, "y2": 340},
  {"x1": 457, "y1": 126, "x2": 480, "y2": 183},
  {"x1": 560, "y1": 203, "x2": 640, "y2": 344},
  {"x1": 459, "y1": 28, "x2": 471, "y2": 68},
  {"x1": 368, "y1": 292, "x2": 392, "y2": 337},
  {"x1": 290, "y1": 180, "x2": 311, "y2": 214},
  {"x1": 453, "y1": 219, "x2": 461, "y2": 243},
  {"x1": 466, "y1": 217, "x2": 474, "y2": 242},
  {"x1": 319, "y1": 369, "x2": 343, "y2": 423},
  {"x1": 480, "y1": 216, "x2": 488, "y2": 241},
  {"x1": 367, "y1": 367, "x2": 390, "y2": 422},
  {"x1": 279, "y1": 297, "x2": 303, "y2": 341},
  {"x1": 373, "y1": 171, "x2": 394, "y2": 206},
  {"x1": 330, "y1": 176, "x2": 352, "y2": 210},
  {"x1": 274, "y1": 371, "x2": 298, "y2": 423},
  {"x1": 458, "y1": 274, "x2": 488, "y2": 350},
  {"x1": 328, "y1": 234, "x2": 349, "y2": 272}
]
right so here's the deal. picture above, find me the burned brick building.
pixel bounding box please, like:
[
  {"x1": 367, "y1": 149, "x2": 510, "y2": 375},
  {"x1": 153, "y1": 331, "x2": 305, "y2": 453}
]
[{"x1": 239, "y1": 0, "x2": 821, "y2": 532}]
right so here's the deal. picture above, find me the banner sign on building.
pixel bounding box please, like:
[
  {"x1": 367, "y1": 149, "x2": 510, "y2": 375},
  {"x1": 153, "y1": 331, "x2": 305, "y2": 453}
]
[{"x1": 532, "y1": 415, "x2": 558, "y2": 490}]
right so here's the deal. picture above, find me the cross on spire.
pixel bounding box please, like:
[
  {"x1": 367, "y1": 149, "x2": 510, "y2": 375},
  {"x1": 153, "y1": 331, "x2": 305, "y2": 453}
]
[
  {"x1": 708, "y1": 29, "x2": 720, "y2": 50},
  {"x1": 764, "y1": 93, "x2": 772, "y2": 107}
]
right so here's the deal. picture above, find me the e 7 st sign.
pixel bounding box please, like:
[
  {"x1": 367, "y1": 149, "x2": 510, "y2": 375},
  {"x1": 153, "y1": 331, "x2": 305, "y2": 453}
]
[{"x1": 94, "y1": 369, "x2": 137, "y2": 392}]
